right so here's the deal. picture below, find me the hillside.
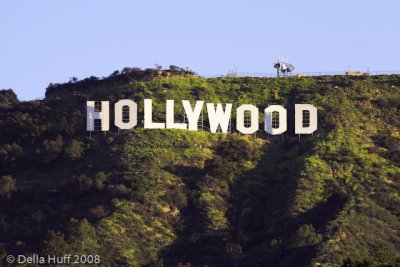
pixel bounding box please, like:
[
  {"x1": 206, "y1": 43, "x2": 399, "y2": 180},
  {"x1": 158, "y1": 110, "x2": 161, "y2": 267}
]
[{"x1": 0, "y1": 69, "x2": 399, "y2": 267}]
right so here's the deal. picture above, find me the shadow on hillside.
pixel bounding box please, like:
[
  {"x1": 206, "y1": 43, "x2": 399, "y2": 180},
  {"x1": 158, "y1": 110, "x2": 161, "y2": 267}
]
[
  {"x1": 226, "y1": 141, "x2": 348, "y2": 267},
  {"x1": 160, "y1": 139, "x2": 348, "y2": 267},
  {"x1": 226, "y1": 142, "x2": 308, "y2": 267},
  {"x1": 1, "y1": 139, "x2": 121, "y2": 256}
]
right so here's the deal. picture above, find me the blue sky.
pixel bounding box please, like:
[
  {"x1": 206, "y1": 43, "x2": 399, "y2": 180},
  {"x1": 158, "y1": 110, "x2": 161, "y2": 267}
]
[{"x1": 1, "y1": 0, "x2": 399, "y2": 100}]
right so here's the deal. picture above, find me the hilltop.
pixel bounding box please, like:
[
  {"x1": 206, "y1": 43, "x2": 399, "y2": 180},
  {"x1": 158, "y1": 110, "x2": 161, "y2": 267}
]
[{"x1": 0, "y1": 68, "x2": 399, "y2": 267}]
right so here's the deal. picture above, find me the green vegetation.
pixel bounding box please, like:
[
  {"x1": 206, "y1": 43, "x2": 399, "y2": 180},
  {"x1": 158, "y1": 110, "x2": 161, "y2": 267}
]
[
  {"x1": 0, "y1": 176, "x2": 16, "y2": 199},
  {"x1": 0, "y1": 69, "x2": 399, "y2": 266}
]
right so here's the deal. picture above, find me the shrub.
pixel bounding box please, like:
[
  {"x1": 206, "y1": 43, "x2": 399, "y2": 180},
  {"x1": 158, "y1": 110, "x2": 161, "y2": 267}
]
[
  {"x1": 113, "y1": 184, "x2": 131, "y2": 196},
  {"x1": 42, "y1": 230, "x2": 70, "y2": 256},
  {"x1": 289, "y1": 224, "x2": 323, "y2": 248},
  {"x1": 38, "y1": 135, "x2": 64, "y2": 162},
  {"x1": 90, "y1": 205, "x2": 106, "y2": 218},
  {"x1": 0, "y1": 89, "x2": 19, "y2": 108},
  {"x1": 165, "y1": 186, "x2": 188, "y2": 209},
  {"x1": 67, "y1": 218, "x2": 100, "y2": 254},
  {"x1": 0, "y1": 143, "x2": 24, "y2": 172},
  {"x1": 65, "y1": 139, "x2": 84, "y2": 160},
  {"x1": 0, "y1": 175, "x2": 16, "y2": 198},
  {"x1": 94, "y1": 172, "x2": 107, "y2": 190},
  {"x1": 70, "y1": 174, "x2": 93, "y2": 194}
]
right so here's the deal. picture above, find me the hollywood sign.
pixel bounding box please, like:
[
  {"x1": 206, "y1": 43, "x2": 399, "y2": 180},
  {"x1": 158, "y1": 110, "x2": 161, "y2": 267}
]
[{"x1": 87, "y1": 99, "x2": 317, "y2": 135}]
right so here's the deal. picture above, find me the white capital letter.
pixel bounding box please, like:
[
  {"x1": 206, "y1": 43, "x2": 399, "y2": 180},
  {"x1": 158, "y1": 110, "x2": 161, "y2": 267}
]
[
  {"x1": 295, "y1": 104, "x2": 317, "y2": 134},
  {"x1": 114, "y1": 100, "x2": 137, "y2": 130},
  {"x1": 144, "y1": 99, "x2": 165, "y2": 129},
  {"x1": 236, "y1": 104, "x2": 259, "y2": 134},
  {"x1": 166, "y1": 100, "x2": 187, "y2": 129},
  {"x1": 206, "y1": 103, "x2": 232, "y2": 133},
  {"x1": 264, "y1": 105, "x2": 287, "y2": 135},
  {"x1": 182, "y1": 100, "x2": 204, "y2": 131},
  {"x1": 87, "y1": 101, "x2": 109, "y2": 131}
]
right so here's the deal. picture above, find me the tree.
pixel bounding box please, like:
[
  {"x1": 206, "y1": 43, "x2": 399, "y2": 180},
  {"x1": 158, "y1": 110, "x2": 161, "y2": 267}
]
[
  {"x1": 122, "y1": 67, "x2": 132, "y2": 74},
  {"x1": 0, "y1": 89, "x2": 19, "y2": 108},
  {"x1": 90, "y1": 205, "x2": 106, "y2": 218},
  {"x1": 0, "y1": 143, "x2": 24, "y2": 172},
  {"x1": 289, "y1": 224, "x2": 323, "y2": 248},
  {"x1": 110, "y1": 70, "x2": 119, "y2": 76},
  {"x1": 38, "y1": 135, "x2": 64, "y2": 163},
  {"x1": 112, "y1": 183, "x2": 131, "y2": 196},
  {"x1": 225, "y1": 242, "x2": 244, "y2": 267},
  {"x1": 70, "y1": 174, "x2": 93, "y2": 194},
  {"x1": 169, "y1": 65, "x2": 181, "y2": 73},
  {"x1": 65, "y1": 139, "x2": 84, "y2": 160},
  {"x1": 67, "y1": 218, "x2": 100, "y2": 254},
  {"x1": 94, "y1": 172, "x2": 107, "y2": 190},
  {"x1": 42, "y1": 230, "x2": 70, "y2": 256},
  {"x1": 69, "y1": 77, "x2": 78, "y2": 83},
  {"x1": 0, "y1": 175, "x2": 16, "y2": 198}
]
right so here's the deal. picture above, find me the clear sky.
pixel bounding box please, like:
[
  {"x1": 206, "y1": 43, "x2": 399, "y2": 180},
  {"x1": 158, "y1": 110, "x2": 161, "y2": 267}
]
[{"x1": 1, "y1": 0, "x2": 399, "y2": 100}]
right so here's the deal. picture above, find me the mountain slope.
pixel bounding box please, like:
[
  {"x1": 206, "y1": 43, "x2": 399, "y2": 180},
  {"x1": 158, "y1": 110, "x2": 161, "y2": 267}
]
[{"x1": 0, "y1": 70, "x2": 399, "y2": 267}]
